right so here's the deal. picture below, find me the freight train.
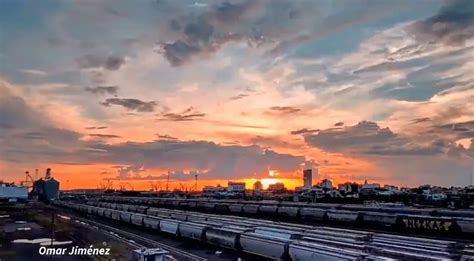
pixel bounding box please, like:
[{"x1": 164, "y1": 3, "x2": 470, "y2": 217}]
[
  {"x1": 95, "y1": 196, "x2": 474, "y2": 235},
  {"x1": 52, "y1": 200, "x2": 474, "y2": 260}
]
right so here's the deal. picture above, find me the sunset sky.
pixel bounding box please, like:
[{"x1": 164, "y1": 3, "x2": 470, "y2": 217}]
[{"x1": 1, "y1": 0, "x2": 473, "y2": 190}]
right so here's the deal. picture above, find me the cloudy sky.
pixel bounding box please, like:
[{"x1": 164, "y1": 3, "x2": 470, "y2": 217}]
[{"x1": 1, "y1": 0, "x2": 473, "y2": 189}]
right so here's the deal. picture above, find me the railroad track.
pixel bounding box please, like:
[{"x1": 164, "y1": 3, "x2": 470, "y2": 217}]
[
  {"x1": 54, "y1": 209, "x2": 207, "y2": 261},
  {"x1": 53, "y1": 200, "x2": 474, "y2": 260}
]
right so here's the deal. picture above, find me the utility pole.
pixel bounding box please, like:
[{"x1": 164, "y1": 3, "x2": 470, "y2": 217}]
[
  {"x1": 166, "y1": 172, "x2": 170, "y2": 192},
  {"x1": 50, "y1": 210, "x2": 55, "y2": 260},
  {"x1": 194, "y1": 174, "x2": 198, "y2": 192}
]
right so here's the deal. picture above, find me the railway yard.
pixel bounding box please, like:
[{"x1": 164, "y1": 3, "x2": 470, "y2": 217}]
[{"x1": 51, "y1": 195, "x2": 474, "y2": 260}]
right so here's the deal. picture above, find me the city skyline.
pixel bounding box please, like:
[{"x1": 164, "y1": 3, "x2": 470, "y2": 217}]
[{"x1": 1, "y1": 0, "x2": 473, "y2": 189}]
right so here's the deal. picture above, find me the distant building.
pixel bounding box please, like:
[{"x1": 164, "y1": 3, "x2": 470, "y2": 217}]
[
  {"x1": 253, "y1": 181, "x2": 263, "y2": 192},
  {"x1": 0, "y1": 183, "x2": 28, "y2": 203},
  {"x1": 32, "y1": 168, "x2": 60, "y2": 201},
  {"x1": 338, "y1": 182, "x2": 359, "y2": 194},
  {"x1": 359, "y1": 180, "x2": 380, "y2": 196},
  {"x1": 361, "y1": 180, "x2": 380, "y2": 190},
  {"x1": 268, "y1": 182, "x2": 286, "y2": 193},
  {"x1": 203, "y1": 185, "x2": 225, "y2": 194},
  {"x1": 303, "y1": 169, "x2": 312, "y2": 188},
  {"x1": 228, "y1": 182, "x2": 246, "y2": 193},
  {"x1": 318, "y1": 179, "x2": 333, "y2": 190}
]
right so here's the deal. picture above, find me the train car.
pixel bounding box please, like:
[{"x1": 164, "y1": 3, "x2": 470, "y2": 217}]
[
  {"x1": 205, "y1": 225, "x2": 248, "y2": 250},
  {"x1": 215, "y1": 204, "x2": 229, "y2": 212},
  {"x1": 435, "y1": 210, "x2": 474, "y2": 219},
  {"x1": 160, "y1": 219, "x2": 180, "y2": 235},
  {"x1": 203, "y1": 202, "x2": 216, "y2": 211},
  {"x1": 187, "y1": 200, "x2": 198, "y2": 208},
  {"x1": 254, "y1": 227, "x2": 302, "y2": 240},
  {"x1": 170, "y1": 212, "x2": 188, "y2": 221},
  {"x1": 103, "y1": 209, "x2": 112, "y2": 219},
  {"x1": 229, "y1": 204, "x2": 244, "y2": 214},
  {"x1": 457, "y1": 218, "x2": 474, "y2": 234},
  {"x1": 143, "y1": 216, "x2": 160, "y2": 230},
  {"x1": 111, "y1": 210, "x2": 121, "y2": 221},
  {"x1": 360, "y1": 212, "x2": 399, "y2": 227},
  {"x1": 288, "y1": 241, "x2": 365, "y2": 261},
  {"x1": 196, "y1": 201, "x2": 208, "y2": 210},
  {"x1": 239, "y1": 232, "x2": 290, "y2": 260},
  {"x1": 259, "y1": 205, "x2": 278, "y2": 215},
  {"x1": 398, "y1": 215, "x2": 455, "y2": 233},
  {"x1": 300, "y1": 208, "x2": 327, "y2": 221},
  {"x1": 97, "y1": 208, "x2": 105, "y2": 217},
  {"x1": 120, "y1": 211, "x2": 132, "y2": 223},
  {"x1": 187, "y1": 214, "x2": 208, "y2": 223},
  {"x1": 326, "y1": 210, "x2": 361, "y2": 223},
  {"x1": 179, "y1": 222, "x2": 209, "y2": 241},
  {"x1": 157, "y1": 198, "x2": 167, "y2": 206},
  {"x1": 242, "y1": 204, "x2": 260, "y2": 214},
  {"x1": 146, "y1": 207, "x2": 161, "y2": 216},
  {"x1": 171, "y1": 199, "x2": 181, "y2": 208},
  {"x1": 277, "y1": 206, "x2": 300, "y2": 218},
  {"x1": 131, "y1": 214, "x2": 144, "y2": 226},
  {"x1": 178, "y1": 201, "x2": 189, "y2": 208},
  {"x1": 128, "y1": 205, "x2": 138, "y2": 212},
  {"x1": 136, "y1": 206, "x2": 148, "y2": 214}
]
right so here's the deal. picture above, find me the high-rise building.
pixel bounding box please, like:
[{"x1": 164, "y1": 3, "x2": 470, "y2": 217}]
[{"x1": 303, "y1": 169, "x2": 312, "y2": 188}]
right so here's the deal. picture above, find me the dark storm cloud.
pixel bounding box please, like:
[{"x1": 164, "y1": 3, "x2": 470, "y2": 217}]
[
  {"x1": 431, "y1": 120, "x2": 474, "y2": 140},
  {"x1": 0, "y1": 91, "x2": 84, "y2": 163},
  {"x1": 304, "y1": 121, "x2": 474, "y2": 158},
  {"x1": 229, "y1": 93, "x2": 249, "y2": 100},
  {"x1": 249, "y1": 135, "x2": 296, "y2": 149},
  {"x1": 406, "y1": 0, "x2": 474, "y2": 46},
  {"x1": 85, "y1": 126, "x2": 108, "y2": 130},
  {"x1": 1, "y1": 83, "x2": 305, "y2": 180},
  {"x1": 156, "y1": 134, "x2": 178, "y2": 140},
  {"x1": 90, "y1": 139, "x2": 305, "y2": 180},
  {"x1": 157, "y1": 106, "x2": 205, "y2": 121},
  {"x1": 411, "y1": 117, "x2": 431, "y2": 124},
  {"x1": 290, "y1": 128, "x2": 319, "y2": 135},
  {"x1": 101, "y1": 98, "x2": 157, "y2": 112},
  {"x1": 88, "y1": 134, "x2": 122, "y2": 139},
  {"x1": 267, "y1": 106, "x2": 301, "y2": 115},
  {"x1": 156, "y1": 0, "x2": 321, "y2": 66},
  {"x1": 76, "y1": 54, "x2": 126, "y2": 70},
  {"x1": 85, "y1": 86, "x2": 119, "y2": 95},
  {"x1": 305, "y1": 121, "x2": 396, "y2": 152}
]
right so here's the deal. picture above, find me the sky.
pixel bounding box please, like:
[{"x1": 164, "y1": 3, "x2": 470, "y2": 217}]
[{"x1": 0, "y1": 0, "x2": 473, "y2": 190}]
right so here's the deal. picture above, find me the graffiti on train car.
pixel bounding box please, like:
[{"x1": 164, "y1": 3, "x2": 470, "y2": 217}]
[{"x1": 402, "y1": 217, "x2": 451, "y2": 231}]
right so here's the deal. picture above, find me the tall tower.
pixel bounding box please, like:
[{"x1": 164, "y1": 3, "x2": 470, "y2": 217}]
[{"x1": 303, "y1": 169, "x2": 312, "y2": 188}]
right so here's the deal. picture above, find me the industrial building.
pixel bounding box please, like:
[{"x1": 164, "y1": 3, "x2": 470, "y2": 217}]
[
  {"x1": 31, "y1": 168, "x2": 60, "y2": 202},
  {"x1": 0, "y1": 182, "x2": 28, "y2": 203}
]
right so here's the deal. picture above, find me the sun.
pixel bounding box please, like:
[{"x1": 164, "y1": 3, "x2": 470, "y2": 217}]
[{"x1": 260, "y1": 178, "x2": 279, "y2": 189}]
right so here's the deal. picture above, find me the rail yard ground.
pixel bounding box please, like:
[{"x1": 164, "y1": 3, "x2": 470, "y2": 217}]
[
  {"x1": 53, "y1": 196, "x2": 474, "y2": 260},
  {"x1": 2, "y1": 198, "x2": 474, "y2": 260},
  {"x1": 0, "y1": 203, "x2": 258, "y2": 260},
  {"x1": 0, "y1": 203, "x2": 133, "y2": 260}
]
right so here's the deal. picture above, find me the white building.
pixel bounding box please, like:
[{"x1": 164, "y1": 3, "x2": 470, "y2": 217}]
[
  {"x1": 361, "y1": 180, "x2": 380, "y2": 190},
  {"x1": 0, "y1": 183, "x2": 28, "y2": 202},
  {"x1": 227, "y1": 182, "x2": 246, "y2": 193}
]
